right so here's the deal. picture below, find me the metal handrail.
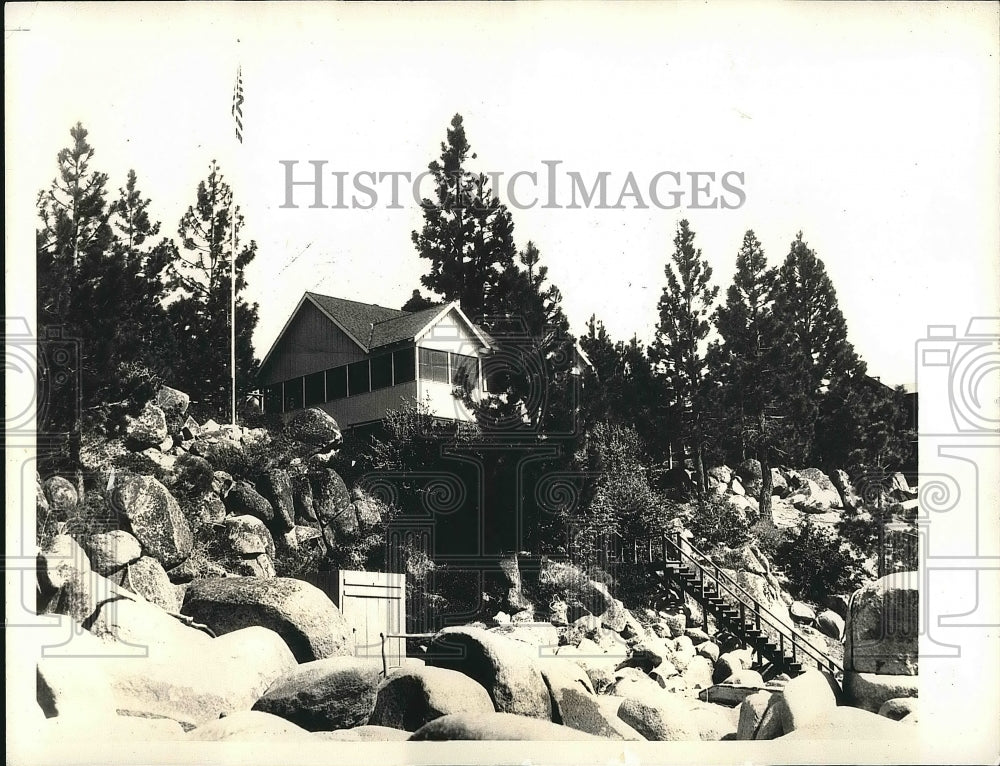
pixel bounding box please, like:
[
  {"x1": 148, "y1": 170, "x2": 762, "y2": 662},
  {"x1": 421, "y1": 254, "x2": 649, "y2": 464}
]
[
  {"x1": 379, "y1": 631, "x2": 435, "y2": 676},
  {"x1": 635, "y1": 533, "x2": 842, "y2": 675}
]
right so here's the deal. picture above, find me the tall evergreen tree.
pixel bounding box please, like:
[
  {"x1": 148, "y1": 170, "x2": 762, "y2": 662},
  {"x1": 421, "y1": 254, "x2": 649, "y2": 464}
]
[
  {"x1": 649, "y1": 220, "x2": 718, "y2": 494},
  {"x1": 36, "y1": 125, "x2": 172, "y2": 439},
  {"x1": 770, "y1": 232, "x2": 863, "y2": 465},
  {"x1": 166, "y1": 160, "x2": 259, "y2": 419},
  {"x1": 411, "y1": 114, "x2": 518, "y2": 332}
]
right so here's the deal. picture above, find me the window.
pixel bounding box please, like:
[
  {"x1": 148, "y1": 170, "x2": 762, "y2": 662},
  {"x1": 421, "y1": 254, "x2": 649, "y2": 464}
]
[
  {"x1": 264, "y1": 384, "x2": 283, "y2": 414},
  {"x1": 419, "y1": 347, "x2": 449, "y2": 384},
  {"x1": 284, "y1": 377, "x2": 304, "y2": 411},
  {"x1": 326, "y1": 366, "x2": 347, "y2": 400},
  {"x1": 483, "y1": 356, "x2": 510, "y2": 393},
  {"x1": 450, "y1": 352, "x2": 479, "y2": 390},
  {"x1": 370, "y1": 353, "x2": 393, "y2": 391},
  {"x1": 348, "y1": 360, "x2": 370, "y2": 396},
  {"x1": 393, "y1": 347, "x2": 415, "y2": 384},
  {"x1": 304, "y1": 372, "x2": 325, "y2": 406}
]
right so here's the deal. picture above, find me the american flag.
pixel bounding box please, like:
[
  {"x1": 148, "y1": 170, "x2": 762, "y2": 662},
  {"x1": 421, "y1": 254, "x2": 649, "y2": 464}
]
[{"x1": 232, "y1": 67, "x2": 244, "y2": 143}]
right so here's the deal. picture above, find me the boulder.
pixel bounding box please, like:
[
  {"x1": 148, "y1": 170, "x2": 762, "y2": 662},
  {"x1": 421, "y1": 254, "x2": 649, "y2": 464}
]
[
  {"x1": 831, "y1": 468, "x2": 861, "y2": 509},
  {"x1": 843, "y1": 670, "x2": 918, "y2": 713},
  {"x1": 192, "y1": 492, "x2": 227, "y2": 525},
  {"x1": 736, "y1": 459, "x2": 763, "y2": 496},
  {"x1": 878, "y1": 696, "x2": 918, "y2": 721},
  {"x1": 684, "y1": 627, "x2": 710, "y2": 645},
  {"x1": 696, "y1": 641, "x2": 720, "y2": 663},
  {"x1": 551, "y1": 689, "x2": 644, "y2": 740},
  {"x1": 212, "y1": 470, "x2": 234, "y2": 497},
  {"x1": 122, "y1": 555, "x2": 180, "y2": 612},
  {"x1": 770, "y1": 469, "x2": 789, "y2": 498},
  {"x1": 224, "y1": 480, "x2": 274, "y2": 524},
  {"x1": 285, "y1": 407, "x2": 343, "y2": 451},
  {"x1": 817, "y1": 609, "x2": 846, "y2": 640},
  {"x1": 43, "y1": 475, "x2": 78, "y2": 513},
  {"x1": 186, "y1": 710, "x2": 316, "y2": 741},
  {"x1": 253, "y1": 656, "x2": 383, "y2": 731},
  {"x1": 490, "y1": 622, "x2": 559, "y2": 649},
  {"x1": 426, "y1": 626, "x2": 552, "y2": 720},
  {"x1": 409, "y1": 712, "x2": 599, "y2": 741},
  {"x1": 223, "y1": 515, "x2": 275, "y2": 557},
  {"x1": 79, "y1": 530, "x2": 143, "y2": 576},
  {"x1": 681, "y1": 656, "x2": 715, "y2": 690},
  {"x1": 236, "y1": 554, "x2": 276, "y2": 578},
  {"x1": 368, "y1": 665, "x2": 495, "y2": 731},
  {"x1": 619, "y1": 636, "x2": 670, "y2": 673},
  {"x1": 37, "y1": 535, "x2": 118, "y2": 624},
  {"x1": 167, "y1": 556, "x2": 227, "y2": 584},
  {"x1": 706, "y1": 465, "x2": 733, "y2": 485},
  {"x1": 312, "y1": 469, "x2": 354, "y2": 525},
  {"x1": 168, "y1": 454, "x2": 214, "y2": 497},
  {"x1": 845, "y1": 571, "x2": 919, "y2": 675},
  {"x1": 257, "y1": 469, "x2": 295, "y2": 531},
  {"x1": 736, "y1": 689, "x2": 774, "y2": 739},
  {"x1": 730, "y1": 478, "x2": 746, "y2": 496},
  {"x1": 649, "y1": 660, "x2": 679, "y2": 687},
  {"x1": 181, "y1": 576, "x2": 353, "y2": 662},
  {"x1": 789, "y1": 601, "x2": 816, "y2": 624},
  {"x1": 713, "y1": 651, "x2": 745, "y2": 684},
  {"x1": 112, "y1": 474, "x2": 193, "y2": 569},
  {"x1": 661, "y1": 612, "x2": 686, "y2": 638},
  {"x1": 125, "y1": 402, "x2": 169, "y2": 448},
  {"x1": 181, "y1": 415, "x2": 202, "y2": 440},
  {"x1": 40, "y1": 713, "x2": 186, "y2": 742},
  {"x1": 291, "y1": 474, "x2": 317, "y2": 522},
  {"x1": 617, "y1": 690, "x2": 702, "y2": 741},
  {"x1": 773, "y1": 668, "x2": 839, "y2": 734},
  {"x1": 779, "y1": 704, "x2": 910, "y2": 740},
  {"x1": 316, "y1": 725, "x2": 411, "y2": 741},
  {"x1": 155, "y1": 385, "x2": 190, "y2": 423}
]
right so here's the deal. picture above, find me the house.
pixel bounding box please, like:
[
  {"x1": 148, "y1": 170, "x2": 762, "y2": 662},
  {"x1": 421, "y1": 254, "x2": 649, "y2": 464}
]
[{"x1": 257, "y1": 292, "x2": 492, "y2": 431}]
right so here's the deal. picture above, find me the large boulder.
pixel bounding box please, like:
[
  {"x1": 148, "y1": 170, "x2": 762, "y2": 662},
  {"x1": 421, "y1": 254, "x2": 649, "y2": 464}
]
[
  {"x1": 426, "y1": 626, "x2": 552, "y2": 720},
  {"x1": 79, "y1": 530, "x2": 142, "y2": 576},
  {"x1": 181, "y1": 577, "x2": 353, "y2": 662},
  {"x1": 817, "y1": 609, "x2": 846, "y2": 640},
  {"x1": 122, "y1": 555, "x2": 180, "y2": 612},
  {"x1": 843, "y1": 670, "x2": 919, "y2": 713},
  {"x1": 316, "y1": 725, "x2": 411, "y2": 741},
  {"x1": 37, "y1": 535, "x2": 120, "y2": 624},
  {"x1": 736, "y1": 690, "x2": 774, "y2": 739},
  {"x1": 845, "y1": 572, "x2": 919, "y2": 675},
  {"x1": 125, "y1": 402, "x2": 169, "y2": 448},
  {"x1": 43, "y1": 475, "x2": 79, "y2": 513},
  {"x1": 368, "y1": 665, "x2": 495, "y2": 731},
  {"x1": 285, "y1": 408, "x2": 343, "y2": 454},
  {"x1": 409, "y1": 712, "x2": 599, "y2": 741},
  {"x1": 616, "y1": 689, "x2": 702, "y2": 741},
  {"x1": 186, "y1": 710, "x2": 316, "y2": 741},
  {"x1": 736, "y1": 459, "x2": 763, "y2": 496},
  {"x1": 257, "y1": 469, "x2": 295, "y2": 531},
  {"x1": 223, "y1": 515, "x2": 275, "y2": 558},
  {"x1": 789, "y1": 601, "x2": 816, "y2": 624},
  {"x1": 831, "y1": 468, "x2": 861, "y2": 509},
  {"x1": 773, "y1": 669, "x2": 839, "y2": 734},
  {"x1": 112, "y1": 474, "x2": 193, "y2": 569},
  {"x1": 155, "y1": 385, "x2": 190, "y2": 429},
  {"x1": 779, "y1": 704, "x2": 910, "y2": 740},
  {"x1": 252, "y1": 657, "x2": 383, "y2": 731},
  {"x1": 312, "y1": 469, "x2": 354, "y2": 527},
  {"x1": 878, "y1": 697, "x2": 918, "y2": 721},
  {"x1": 224, "y1": 480, "x2": 275, "y2": 524}
]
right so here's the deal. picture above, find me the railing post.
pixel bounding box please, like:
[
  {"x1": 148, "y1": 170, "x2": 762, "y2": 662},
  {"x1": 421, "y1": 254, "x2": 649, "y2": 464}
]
[
  {"x1": 633, "y1": 539, "x2": 638, "y2": 564},
  {"x1": 740, "y1": 601, "x2": 746, "y2": 629},
  {"x1": 648, "y1": 538, "x2": 653, "y2": 563},
  {"x1": 780, "y1": 633, "x2": 784, "y2": 659}
]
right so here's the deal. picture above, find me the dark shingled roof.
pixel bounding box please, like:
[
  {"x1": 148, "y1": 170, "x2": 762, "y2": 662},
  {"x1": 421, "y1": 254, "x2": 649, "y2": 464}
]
[{"x1": 306, "y1": 292, "x2": 448, "y2": 351}]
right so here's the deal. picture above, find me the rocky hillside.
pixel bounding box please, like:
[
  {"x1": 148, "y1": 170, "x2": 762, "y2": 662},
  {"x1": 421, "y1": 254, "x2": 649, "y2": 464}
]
[{"x1": 32, "y1": 383, "x2": 919, "y2": 743}]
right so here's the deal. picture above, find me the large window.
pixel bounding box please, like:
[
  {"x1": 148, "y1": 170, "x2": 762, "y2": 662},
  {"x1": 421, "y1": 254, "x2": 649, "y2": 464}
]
[
  {"x1": 450, "y1": 352, "x2": 479, "y2": 390},
  {"x1": 326, "y1": 366, "x2": 347, "y2": 400},
  {"x1": 370, "y1": 353, "x2": 393, "y2": 391},
  {"x1": 393, "y1": 347, "x2": 415, "y2": 383},
  {"x1": 284, "y1": 376, "x2": 304, "y2": 411},
  {"x1": 304, "y1": 372, "x2": 325, "y2": 406},
  {"x1": 348, "y1": 360, "x2": 370, "y2": 396},
  {"x1": 419, "y1": 347, "x2": 449, "y2": 384}
]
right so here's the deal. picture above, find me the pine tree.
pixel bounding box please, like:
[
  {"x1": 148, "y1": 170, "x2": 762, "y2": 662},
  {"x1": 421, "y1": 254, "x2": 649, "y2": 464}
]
[
  {"x1": 411, "y1": 114, "x2": 518, "y2": 331},
  {"x1": 166, "y1": 160, "x2": 259, "y2": 419},
  {"x1": 649, "y1": 220, "x2": 718, "y2": 494},
  {"x1": 770, "y1": 232, "x2": 863, "y2": 465}
]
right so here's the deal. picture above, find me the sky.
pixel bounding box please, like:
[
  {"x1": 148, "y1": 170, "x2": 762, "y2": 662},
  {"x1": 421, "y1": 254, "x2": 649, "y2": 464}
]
[{"x1": 7, "y1": 2, "x2": 999, "y2": 389}]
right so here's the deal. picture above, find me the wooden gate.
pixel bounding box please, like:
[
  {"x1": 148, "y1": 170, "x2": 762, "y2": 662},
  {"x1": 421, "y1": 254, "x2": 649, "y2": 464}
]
[{"x1": 333, "y1": 570, "x2": 406, "y2": 669}]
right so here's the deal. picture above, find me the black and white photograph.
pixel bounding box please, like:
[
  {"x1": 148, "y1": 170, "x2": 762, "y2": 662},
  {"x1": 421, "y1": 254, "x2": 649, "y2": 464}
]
[{"x1": 5, "y1": 2, "x2": 999, "y2": 764}]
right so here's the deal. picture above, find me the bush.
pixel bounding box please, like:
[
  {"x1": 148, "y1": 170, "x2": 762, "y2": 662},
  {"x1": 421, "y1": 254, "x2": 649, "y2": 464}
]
[
  {"x1": 749, "y1": 519, "x2": 789, "y2": 562},
  {"x1": 205, "y1": 439, "x2": 274, "y2": 483},
  {"x1": 774, "y1": 519, "x2": 866, "y2": 602},
  {"x1": 688, "y1": 496, "x2": 752, "y2": 551}
]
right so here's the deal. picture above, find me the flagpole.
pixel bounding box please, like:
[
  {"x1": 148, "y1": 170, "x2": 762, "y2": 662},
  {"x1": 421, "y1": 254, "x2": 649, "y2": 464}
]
[{"x1": 230, "y1": 64, "x2": 243, "y2": 429}]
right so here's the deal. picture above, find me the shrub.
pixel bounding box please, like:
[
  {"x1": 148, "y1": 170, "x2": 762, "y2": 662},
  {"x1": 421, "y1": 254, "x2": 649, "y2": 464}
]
[
  {"x1": 749, "y1": 518, "x2": 790, "y2": 562},
  {"x1": 688, "y1": 496, "x2": 752, "y2": 551},
  {"x1": 774, "y1": 519, "x2": 866, "y2": 602},
  {"x1": 170, "y1": 453, "x2": 215, "y2": 499}
]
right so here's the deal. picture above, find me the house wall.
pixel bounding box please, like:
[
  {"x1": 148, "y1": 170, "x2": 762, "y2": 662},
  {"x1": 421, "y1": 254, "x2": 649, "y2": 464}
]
[
  {"x1": 315, "y1": 381, "x2": 419, "y2": 427},
  {"x1": 418, "y1": 379, "x2": 478, "y2": 422},
  {"x1": 420, "y1": 311, "x2": 481, "y2": 356},
  {"x1": 260, "y1": 300, "x2": 367, "y2": 385}
]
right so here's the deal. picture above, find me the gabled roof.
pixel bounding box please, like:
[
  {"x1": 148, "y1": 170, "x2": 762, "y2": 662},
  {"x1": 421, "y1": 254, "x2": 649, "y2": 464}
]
[{"x1": 258, "y1": 291, "x2": 492, "y2": 374}]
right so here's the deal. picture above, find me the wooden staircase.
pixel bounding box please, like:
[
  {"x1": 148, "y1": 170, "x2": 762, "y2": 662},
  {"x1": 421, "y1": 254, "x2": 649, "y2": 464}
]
[{"x1": 622, "y1": 533, "x2": 842, "y2": 678}]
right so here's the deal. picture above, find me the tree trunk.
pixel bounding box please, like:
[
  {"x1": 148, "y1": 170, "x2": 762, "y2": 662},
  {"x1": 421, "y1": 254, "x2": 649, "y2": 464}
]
[
  {"x1": 757, "y1": 414, "x2": 773, "y2": 525},
  {"x1": 694, "y1": 442, "x2": 706, "y2": 499}
]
